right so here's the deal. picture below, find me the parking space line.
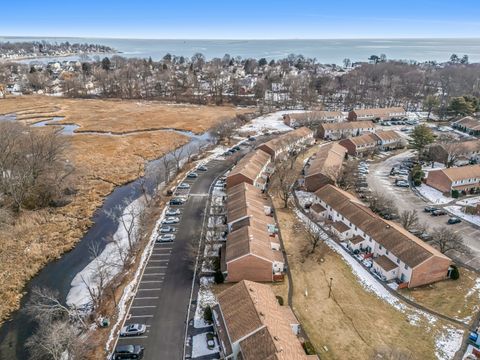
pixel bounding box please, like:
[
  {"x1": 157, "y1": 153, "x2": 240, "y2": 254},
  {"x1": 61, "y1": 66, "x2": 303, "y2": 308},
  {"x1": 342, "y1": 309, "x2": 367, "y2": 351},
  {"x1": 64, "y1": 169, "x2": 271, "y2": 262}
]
[
  {"x1": 141, "y1": 280, "x2": 164, "y2": 283},
  {"x1": 137, "y1": 288, "x2": 162, "y2": 291},
  {"x1": 131, "y1": 305, "x2": 157, "y2": 309},
  {"x1": 142, "y1": 273, "x2": 165, "y2": 276},
  {"x1": 150, "y1": 253, "x2": 170, "y2": 256},
  {"x1": 130, "y1": 315, "x2": 154, "y2": 318},
  {"x1": 148, "y1": 259, "x2": 169, "y2": 262},
  {"x1": 134, "y1": 297, "x2": 159, "y2": 300},
  {"x1": 118, "y1": 335, "x2": 149, "y2": 340},
  {"x1": 145, "y1": 265, "x2": 167, "y2": 269}
]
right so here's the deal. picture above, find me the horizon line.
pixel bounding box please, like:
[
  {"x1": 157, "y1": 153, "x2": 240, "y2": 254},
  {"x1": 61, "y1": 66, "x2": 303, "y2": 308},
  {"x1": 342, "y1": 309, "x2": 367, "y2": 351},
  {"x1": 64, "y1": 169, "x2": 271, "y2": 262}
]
[{"x1": 2, "y1": 35, "x2": 480, "y2": 41}]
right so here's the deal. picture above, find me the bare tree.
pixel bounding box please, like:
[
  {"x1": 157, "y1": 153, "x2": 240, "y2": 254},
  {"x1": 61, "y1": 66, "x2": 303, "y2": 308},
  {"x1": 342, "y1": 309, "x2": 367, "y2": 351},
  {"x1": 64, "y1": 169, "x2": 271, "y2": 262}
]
[
  {"x1": 369, "y1": 192, "x2": 398, "y2": 219},
  {"x1": 304, "y1": 218, "x2": 323, "y2": 254},
  {"x1": 429, "y1": 227, "x2": 469, "y2": 254},
  {"x1": 337, "y1": 160, "x2": 358, "y2": 191},
  {"x1": 105, "y1": 198, "x2": 144, "y2": 252},
  {"x1": 270, "y1": 159, "x2": 298, "y2": 208},
  {"x1": 399, "y1": 210, "x2": 419, "y2": 231}
]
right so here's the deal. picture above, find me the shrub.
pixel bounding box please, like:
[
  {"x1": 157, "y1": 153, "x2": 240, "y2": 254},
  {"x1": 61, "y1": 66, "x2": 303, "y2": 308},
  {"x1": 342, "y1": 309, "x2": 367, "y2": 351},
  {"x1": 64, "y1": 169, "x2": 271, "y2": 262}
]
[
  {"x1": 214, "y1": 270, "x2": 224, "y2": 284},
  {"x1": 276, "y1": 295, "x2": 284, "y2": 306},
  {"x1": 414, "y1": 179, "x2": 422, "y2": 186},
  {"x1": 203, "y1": 305, "x2": 213, "y2": 323},
  {"x1": 450, "y1": 265, "x2": 460, "y2": 280},
  {"x1": 451, "y1": 189, "x2": 460, "y2": 198},
  {"x1": 212, "y1": 257, "x2": 220, "y2": 271},
  {"x1": 302, "y1": 341, "x2": 316, "y2": 355}
]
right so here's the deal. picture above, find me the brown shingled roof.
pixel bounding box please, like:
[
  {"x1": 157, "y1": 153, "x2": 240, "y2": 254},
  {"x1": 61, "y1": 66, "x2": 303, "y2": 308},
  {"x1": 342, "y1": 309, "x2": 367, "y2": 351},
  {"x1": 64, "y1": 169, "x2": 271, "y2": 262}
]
[
  {"x1": 353, "y1": 107, "x2": 405, "y2": 117},
  {"x1": 258, "y1": 127, "x2": 313, "y2": 154},
  {"x1": 314, "y1": 185, "x2": 450, "y2": 268},
  {"x1": 374, "y1": 130, "x2": 402, "y2": 142},
  {"x1": 306, "y1": 143, "x2": 346, "y2": 180},
  {"x1": 454, "y1": 116, "x2": 480, "y2": 131},
  {"x1": 321, "y1": 121, "x2": 375, "y2": 131},
  {"x1": 216, "y1": 280, "x2": 314, "y2": 360},
  {"x1": 374, "y1": 255, "x2": 398, "y2": 272},
  {"x1": 348, "y1": 132, "x2": 378, "y2": 146},
  {"x1": 228, "y1": 149, "x2": 271, "y2": 183},
  {"x1": 433, "y1": 164, "x2": 480, "y2": 182}
]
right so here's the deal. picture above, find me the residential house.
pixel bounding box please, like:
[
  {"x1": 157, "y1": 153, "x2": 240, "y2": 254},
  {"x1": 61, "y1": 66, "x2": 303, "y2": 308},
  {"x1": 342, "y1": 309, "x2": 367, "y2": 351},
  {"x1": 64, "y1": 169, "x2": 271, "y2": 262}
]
[
  {"x1": 318, "y1": 121, "x2": 375, "y2": 140},
  {"x1": 425, "y1": 164, "x2": 480, "y2": 194},
  {"x1": 452, "y1": 116, "x2": 480, "y2": 136},
  {"x1": 257, "y1": 127, "x2": 315, "y2": 160},
  {"x1": 212, "y1": 280, "x2": 317, "y2": 360},
  {"x1": 312, "y1": 185, "x2": 452, "y2": 287},
  {"x1": 304, "y1": 143, "x2": 347, "y2": 192},
  {"x1": 226, "y1": 149, "x2": 272, "y2": 190},
  {"x1": 339, "y1": 132, "x2": 379, "y2": 156},
  {"x1": 283, "y1": 111, "x2": 344, "y2": 127},
  {"x1": 347, "y1": 107, "x2": 406, "y2": 122}
]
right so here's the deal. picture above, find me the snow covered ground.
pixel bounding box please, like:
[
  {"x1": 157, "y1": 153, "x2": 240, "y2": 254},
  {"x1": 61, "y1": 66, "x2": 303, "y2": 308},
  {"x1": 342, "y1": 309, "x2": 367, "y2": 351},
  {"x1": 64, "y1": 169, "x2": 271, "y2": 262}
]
[
  {"x1": 67, "y1": 197, "x2": 146, "y2": 308},
  {"x1": 422, "y1": 162, "x2": 446, "y2": 173},
  {"x1": 192, "y1": 332, "x2": 220, "y2": 358},
  {"x1": 239, "y1": 110, "x2": 307, "y2": 135},
  {"x1": 435, "y1": 327, "x2": 465, "y2": 360},
  {"x1": 416, "y1": 184, "x2": 453, "y2": 205},
  {"x1": 445, "y1": 205, "x2": 480, "y2": 226},
  {"x1": 194, "y1": 277, "x2": 217, "y2": 329}
]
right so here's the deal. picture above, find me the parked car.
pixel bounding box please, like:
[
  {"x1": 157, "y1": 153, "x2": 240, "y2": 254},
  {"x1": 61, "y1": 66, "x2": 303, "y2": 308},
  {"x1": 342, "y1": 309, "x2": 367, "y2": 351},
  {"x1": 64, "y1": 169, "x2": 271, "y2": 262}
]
[
  {"x1": 177, "y1": 182, "x2": 190, "y2": 189},
  {"x1": 159, "y1": 226, "x2": 175, "y2": 233},
  {"x1": 395, "y1": 181, "x2": 409, "y2": 188},
  {"x1": 120, "y1": 324, "x2": 146, "y2": 337},
  {"x1": 248, "y1": 136, "x2": 256, "y2": 141},
  {"x1": 447, "y1": 217, "x2": 462, "y2": 225},
  {"x1": 158, "y1": 234, "x2": 175, "y2": 242},
  {"x1": 166, "y1": 208, "x2": 181, "y2": 216},
  {"x1": 162, "y1": 217, "x2": 180, "y2": 224},
  {"x1": 432, "y1": 209, "x2": 447, "y2": 216},
  {"x1": 187, "y1": 172, "x2": 198, "y2": 178},
  {"x1": 424, "y1": 206, "x2": 438, "y2": 213},
  {"x1": 169, "y1": 197, "x2": 185, "y2": 205},
  {"x1": 112, "y1": 345, "x2": 144, "y2": 359},
  {"x1": 233, "y1": 146, "x2": 241, "y2": 151},
  {"x1": 197, "y1": 165, "x2": 208, "y2": 171}
]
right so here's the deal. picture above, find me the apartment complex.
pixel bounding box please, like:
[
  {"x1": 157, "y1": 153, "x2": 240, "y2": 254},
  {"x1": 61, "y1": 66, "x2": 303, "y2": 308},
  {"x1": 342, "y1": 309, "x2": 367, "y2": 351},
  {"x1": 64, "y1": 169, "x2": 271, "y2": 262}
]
[
  {"x1": 283, "y1": 111, "x2": 344, "y2": 127},
  {"x1": 226, "y1": 149, "x2": 272, "y2": 190},
  {"x1": 213, "y1": 280, "x2": 317, "y2": 360},
  {"x1": 425, "y1": 164, "x2": 480, "y2": 194},
  {"x1": 312, "y1": 185, "x2": 452, "y2": 288},
  {"x1": 429, "y1": 139, "x2": 480, "y2": 165},
  {"x1": 304, "y1": 143, "x2": 347, "y2": 192},
  {"x1": 257, "y1": 127, "x2": 315, "y2": 159},
  {"x1": 317, "y1": 121, "x2": 375, "y2": 140},
  {"x1": 347, "y1": 107, "x2": 406, "y2": 122}
]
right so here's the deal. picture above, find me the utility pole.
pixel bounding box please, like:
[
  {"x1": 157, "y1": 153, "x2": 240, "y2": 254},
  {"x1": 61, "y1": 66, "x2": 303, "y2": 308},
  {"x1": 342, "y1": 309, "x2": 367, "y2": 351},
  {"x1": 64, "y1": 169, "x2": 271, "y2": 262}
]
[{"x1": 328, "y1": 277, "x2": 333, "y2": 298}]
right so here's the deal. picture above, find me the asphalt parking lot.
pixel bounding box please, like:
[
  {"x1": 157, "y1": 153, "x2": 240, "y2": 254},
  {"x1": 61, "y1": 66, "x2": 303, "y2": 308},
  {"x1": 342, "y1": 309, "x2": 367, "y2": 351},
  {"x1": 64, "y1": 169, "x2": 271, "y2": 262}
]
[{"x1": 112, "y1": 142, "x2": 254, "y2": 360}]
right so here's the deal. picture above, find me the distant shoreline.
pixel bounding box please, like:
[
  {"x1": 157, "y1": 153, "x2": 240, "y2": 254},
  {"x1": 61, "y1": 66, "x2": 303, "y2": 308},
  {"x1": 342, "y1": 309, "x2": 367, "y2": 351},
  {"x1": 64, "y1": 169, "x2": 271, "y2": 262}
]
[{"x1": 0, "y1": 51, "x2": 118, "y2": 63}]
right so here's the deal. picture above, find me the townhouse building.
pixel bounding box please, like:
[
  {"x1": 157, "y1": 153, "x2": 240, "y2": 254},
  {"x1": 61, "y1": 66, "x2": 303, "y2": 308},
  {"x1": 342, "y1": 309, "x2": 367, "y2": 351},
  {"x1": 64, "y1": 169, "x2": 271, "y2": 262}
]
[
  {"x1": 425, "y1": 164, "x2": 480, "y2": 194},
  {"x1": 222, "y1": 182, "x2": 284, "y2": 283},
  {"x1": 304, "y1": 142, "x2": 347, "y2": 192},
  {"x1": 257, "y1": 127, "x2": 315, "y2": 160},
  {"x1": 283, "y1": 111, "x2": 344, "y2": 127},
  {"x1": 339, "y1": 132, "x2": 378, "y2": 156},
  {"x1": 452, "y1": 116, "x2": 480, "y2": 136},
  {"x1": 312, "y1": 185, "x2": 452, "y2": 288},
  {"x1": 212, "y1": 280, "x2": 318, "y2": 360},
  {"x1": 347, "y1": 107, "x2": 406, "y2": 122},
  {"x1": 317, "y1": 121, "x2": 375, "y2": 140},
  {"x1": 226, "y1": 149, "x2": 272, "y2": 190}
]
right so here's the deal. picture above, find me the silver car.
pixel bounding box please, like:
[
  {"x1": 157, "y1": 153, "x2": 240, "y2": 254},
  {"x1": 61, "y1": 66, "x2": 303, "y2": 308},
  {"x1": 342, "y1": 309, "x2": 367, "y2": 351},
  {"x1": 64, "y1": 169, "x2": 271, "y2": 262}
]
[
  {"x1": 158, "y1": 234, "x2": 175, "y2": 242},
  {"x1": 120, "y1": 323, "x2": 146, "y2": 337}
]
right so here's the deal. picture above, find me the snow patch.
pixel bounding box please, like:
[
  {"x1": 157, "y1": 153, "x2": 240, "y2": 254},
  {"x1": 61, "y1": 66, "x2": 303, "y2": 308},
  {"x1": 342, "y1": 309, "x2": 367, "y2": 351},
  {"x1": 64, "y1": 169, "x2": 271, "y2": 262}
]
[
  {"x1": 416, "y1": 184, "x2": 453, "y2": 205},
  {"x1": 445, "y1": 205, "x2": 480, "y2": 226},
  {"x1": 435, "y1": 327, "x2": 464, "y2": 360},
  {"x1": 239, "y1": 110, "x2": 307, "y2": 135},
  {"x1": 192, "y1": 332, "x2": 219, "y2": 358},
  {"x1": 194, "y1": 277, "x2": 217, "y2": 328}
]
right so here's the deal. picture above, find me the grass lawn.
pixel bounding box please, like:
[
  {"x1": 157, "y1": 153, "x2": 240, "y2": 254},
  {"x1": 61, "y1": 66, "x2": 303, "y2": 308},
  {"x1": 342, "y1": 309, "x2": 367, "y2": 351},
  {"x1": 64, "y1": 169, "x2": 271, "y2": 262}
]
[{"x1": 399, "y1": 267, "x2": 480, "y2": 325}]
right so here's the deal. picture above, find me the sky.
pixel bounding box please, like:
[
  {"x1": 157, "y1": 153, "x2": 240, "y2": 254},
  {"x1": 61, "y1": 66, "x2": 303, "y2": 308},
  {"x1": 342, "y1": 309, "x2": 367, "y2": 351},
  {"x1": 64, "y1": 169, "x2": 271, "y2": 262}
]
[{"x1": 1, "y1": 0, "x2": 480, "y2": 39}]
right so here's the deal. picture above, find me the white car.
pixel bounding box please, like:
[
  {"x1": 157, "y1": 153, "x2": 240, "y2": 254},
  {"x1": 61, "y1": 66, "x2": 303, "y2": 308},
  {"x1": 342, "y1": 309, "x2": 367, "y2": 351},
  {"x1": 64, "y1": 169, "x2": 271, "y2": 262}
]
[
  {"x1": 160, "y1": 226, "x2": 175, "y2": 233},
  {"x1": 162, "y1": 217, "x2": 180, "y2": 224},
  {"x1": 158, "y1": 234, "x2": 175, "y2": 242},
  {"x1": 166, "y1": 208, "x2": 181, "y2": 216},
  {"x1": 120, "y1": 323, "x2": 146, "y2": 337},
  {"x1": 177, "y1": 182, "x2": 190, "y2": 189}
]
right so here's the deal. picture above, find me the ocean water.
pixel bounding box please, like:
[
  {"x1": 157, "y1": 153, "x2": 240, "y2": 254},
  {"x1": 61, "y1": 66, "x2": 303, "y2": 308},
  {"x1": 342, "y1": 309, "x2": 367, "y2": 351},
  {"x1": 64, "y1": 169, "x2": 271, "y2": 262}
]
[{"x1": 1, "y1": 37, "x2": 480, "y2": 64}]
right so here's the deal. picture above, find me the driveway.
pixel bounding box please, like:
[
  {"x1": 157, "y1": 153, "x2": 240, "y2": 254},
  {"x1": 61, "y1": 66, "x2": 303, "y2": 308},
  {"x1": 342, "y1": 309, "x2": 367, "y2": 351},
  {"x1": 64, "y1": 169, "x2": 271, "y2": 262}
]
[{"x1": 366, "y1": 150, "x2": 480, "y2": 269}]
